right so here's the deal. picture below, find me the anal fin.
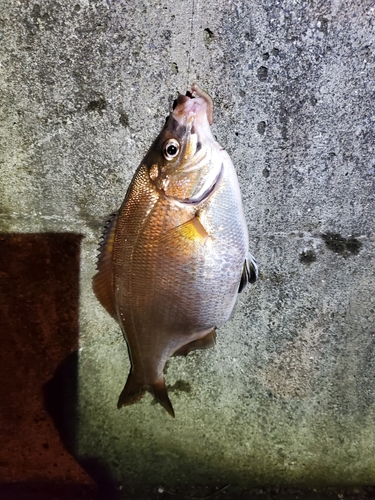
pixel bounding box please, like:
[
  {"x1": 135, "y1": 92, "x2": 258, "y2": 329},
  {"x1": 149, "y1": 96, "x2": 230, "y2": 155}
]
[{"x1": 173, "y1": 328, "x2": 217, "y2": 357}]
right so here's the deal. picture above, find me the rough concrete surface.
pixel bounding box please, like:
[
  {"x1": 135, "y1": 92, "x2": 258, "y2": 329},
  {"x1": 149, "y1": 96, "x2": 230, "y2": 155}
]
[{"x1": 1, "y1": 0, "x2": 375, "y2": 496}]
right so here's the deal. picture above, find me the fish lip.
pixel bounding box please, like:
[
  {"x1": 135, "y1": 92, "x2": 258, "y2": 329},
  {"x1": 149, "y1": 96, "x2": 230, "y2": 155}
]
[
  {"x1": 172, "y1": 86, "x2": 200, "y2": 110},
  {"x1": 191, "y1": 84, "x2": 213, "y2": 125},
  {"x1": 163, "y1": 162, "x2": 224, "y2": 206},
  {"x1": 173, "y1": 94, "x2": 192, "y2": 110},
  {"x1": 172, "y1": 89, "x2": 210, "y2": 127}
]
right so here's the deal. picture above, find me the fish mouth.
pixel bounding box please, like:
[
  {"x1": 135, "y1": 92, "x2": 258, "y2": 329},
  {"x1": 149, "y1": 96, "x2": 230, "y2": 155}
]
[
  {"x1": 172, "y1": 84, "x2": 213, "y2": 127},
  {"x1": 172, "y1": 93, "x2": 192, "y2": 110}
]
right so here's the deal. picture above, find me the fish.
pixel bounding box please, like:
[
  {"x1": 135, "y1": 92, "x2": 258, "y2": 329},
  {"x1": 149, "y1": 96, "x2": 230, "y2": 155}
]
[{"x1": 93, "y1": 84, "x2": 258, "y2": 417}]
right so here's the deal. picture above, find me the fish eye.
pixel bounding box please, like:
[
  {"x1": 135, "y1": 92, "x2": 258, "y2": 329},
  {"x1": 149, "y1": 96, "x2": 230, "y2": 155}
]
[{"x1": 163, "y1": 139, "x2": 180, "y2": 161}]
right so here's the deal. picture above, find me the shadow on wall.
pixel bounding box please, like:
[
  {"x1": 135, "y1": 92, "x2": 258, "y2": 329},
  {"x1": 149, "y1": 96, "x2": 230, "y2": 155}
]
[
  {"x1": 0, "y1": 233, "x2": 103, "y2": 498},
  {"x1": 45, "y1": 353, "x2": 119, "y2": 498}
]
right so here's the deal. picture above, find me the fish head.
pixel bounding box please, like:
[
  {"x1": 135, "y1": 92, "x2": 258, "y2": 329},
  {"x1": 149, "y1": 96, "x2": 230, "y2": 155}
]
[{"x1": 143, "y1": 85, "x2": 223, "y2": 204}]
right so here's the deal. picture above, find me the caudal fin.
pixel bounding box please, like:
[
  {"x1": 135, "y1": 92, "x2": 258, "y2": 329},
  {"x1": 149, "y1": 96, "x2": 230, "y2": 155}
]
[
  {"x1": 117, "y1": 373, "x2": 146, "y2": 409},
  {"x1": 151, "y1": 378, "x2": 175, "y2": 418},
  {"x1": 117, "y1": 373, "x2": 175, "y2": 418}
]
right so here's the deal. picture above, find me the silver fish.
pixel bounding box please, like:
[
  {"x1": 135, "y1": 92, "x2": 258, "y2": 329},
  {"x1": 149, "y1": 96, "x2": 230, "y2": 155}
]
[{"x1": 93, "y1": 84, "x2": 257, "y2": 417}]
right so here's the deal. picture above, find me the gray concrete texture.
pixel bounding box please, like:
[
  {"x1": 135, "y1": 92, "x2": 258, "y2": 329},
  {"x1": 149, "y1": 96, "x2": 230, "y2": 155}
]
[{"x1": 1, "y1": 0, "x2": 375, "y2": 491}]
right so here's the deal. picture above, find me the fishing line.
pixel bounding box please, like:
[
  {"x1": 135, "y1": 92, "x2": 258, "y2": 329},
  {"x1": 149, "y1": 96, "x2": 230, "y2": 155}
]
[{"x1": 186, "y1": 0, "x2": 198, "y2": 88}]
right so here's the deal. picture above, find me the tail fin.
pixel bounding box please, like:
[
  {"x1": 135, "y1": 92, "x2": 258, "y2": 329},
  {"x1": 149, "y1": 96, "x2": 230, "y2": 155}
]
[
  {"x1": 117, "y1": 373, "x2": 146, "y2": 409},
  {"x1": 117, "y1": 373, "x2": 175, "y2": 418},
  {"x1": 151, "y1": 378, "x2": 175, "y2": 418}
]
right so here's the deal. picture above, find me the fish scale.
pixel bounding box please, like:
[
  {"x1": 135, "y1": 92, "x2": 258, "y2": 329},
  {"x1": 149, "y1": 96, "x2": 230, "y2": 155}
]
[{"x1": 93, "y1": 85, "x2": 258, "y2": 417}]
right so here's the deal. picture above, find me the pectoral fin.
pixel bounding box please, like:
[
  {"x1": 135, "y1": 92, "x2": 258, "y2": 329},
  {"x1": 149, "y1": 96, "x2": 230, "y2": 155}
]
[
  {"x1": 162, "y1": 216, "x2": 209, "y2": 243},
  {"x1": 238, "y1": 253, "x2": 258, "y2": 293},
  {"x1": 92, "y1": 211, "x2": 118, "y2": 318}
]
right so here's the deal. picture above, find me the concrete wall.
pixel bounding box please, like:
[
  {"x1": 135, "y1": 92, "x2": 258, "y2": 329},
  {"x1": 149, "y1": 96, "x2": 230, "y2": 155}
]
[{"x1": 1, "y1": 0, "x2": 375, "y2": 493}]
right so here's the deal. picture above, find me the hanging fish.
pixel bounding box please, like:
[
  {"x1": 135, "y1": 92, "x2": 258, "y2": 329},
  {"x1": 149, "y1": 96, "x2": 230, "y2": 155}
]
[{"x1": 93, "y1": 84, "x2": 258, "y2": 417}]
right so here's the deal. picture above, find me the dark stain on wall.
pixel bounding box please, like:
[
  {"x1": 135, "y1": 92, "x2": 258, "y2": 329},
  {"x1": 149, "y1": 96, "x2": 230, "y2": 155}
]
[
  {"x1": 321, "y1": 233, "x2": 362, "y2": 258},
  {"x1": 300, "y1": 249, "x2": 317, "y2": 264}
]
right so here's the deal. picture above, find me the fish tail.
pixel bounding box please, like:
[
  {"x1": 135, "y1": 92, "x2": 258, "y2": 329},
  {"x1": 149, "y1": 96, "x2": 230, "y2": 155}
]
[
  {"x1": 117, "y1": 373, "x2": 146, "y2": 409},
  {"x1": 117, "y1": 373, "x2": 175, "y2": 418},
  {"x1": 150, "y1": 378, "x2": 175, "y2": 418}
]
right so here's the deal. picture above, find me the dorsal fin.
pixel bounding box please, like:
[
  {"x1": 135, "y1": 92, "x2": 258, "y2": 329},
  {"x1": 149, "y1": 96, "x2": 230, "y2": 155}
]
[{"x1": 92, "y1": 211, "x2": 118, "y2": 319}]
